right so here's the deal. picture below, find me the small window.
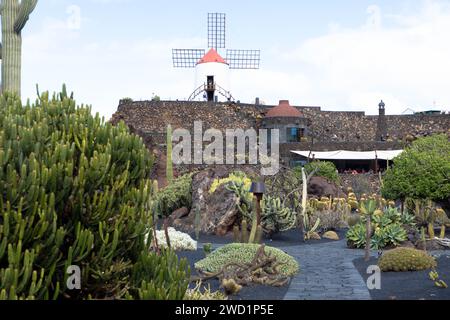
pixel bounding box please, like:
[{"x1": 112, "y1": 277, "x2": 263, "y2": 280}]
[{"x1": 286, "y1": 127, "x2": 304, "y2": 143}]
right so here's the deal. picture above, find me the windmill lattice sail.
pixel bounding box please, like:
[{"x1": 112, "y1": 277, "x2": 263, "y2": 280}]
[{"x1": 172, "y1": 13, "x2": 261, "y2": 102}]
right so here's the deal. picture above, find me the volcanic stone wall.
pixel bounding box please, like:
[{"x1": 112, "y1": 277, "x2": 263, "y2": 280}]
[
  {"x1": 111, "y1": 100, "x2": 450, "y2": 149},
  {"x1": 111, "y1": 101, "x2": 263, "y2": 146}
]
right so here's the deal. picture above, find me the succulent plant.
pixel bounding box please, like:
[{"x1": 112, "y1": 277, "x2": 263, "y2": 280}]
[
  {"x1": 0, "y1": 88, "x2": 188, "y2": 300},
  {"x1": 261, "y1": 196, "x2": 296, "y2": 236},
  {"x1": 346, "y1": 223, "x2": 367, "y2": 248},
  {"x1": 195, "y1": 243, "x2": 299, "y2": 277},
  {"x1": 378, "y1": 248, "x2": 437, "y2": 272}
]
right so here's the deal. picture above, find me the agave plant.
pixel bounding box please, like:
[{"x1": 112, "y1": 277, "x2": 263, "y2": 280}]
[
  {"x1": 383, "y1": 223, "x2": 408, "y2": 246},
  {"x1": 346, "y1": 223, "x2": 366, "y2": 248}
]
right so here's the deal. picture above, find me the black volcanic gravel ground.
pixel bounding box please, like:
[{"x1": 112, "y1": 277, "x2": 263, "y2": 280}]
[{"x1": 353, "y1": 255, "x2": 450, "y2": 300}]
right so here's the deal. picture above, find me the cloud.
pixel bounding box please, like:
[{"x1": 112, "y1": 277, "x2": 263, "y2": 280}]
[
  {"x1": 21, "y1": 0, "x2": 450, "y2": 119},
  {"x1": 22, "y1": 13, "x2": 204, "y2": 118},
  {"x1": 284, "y1": 0, "x2": 450, "y2": 114}
]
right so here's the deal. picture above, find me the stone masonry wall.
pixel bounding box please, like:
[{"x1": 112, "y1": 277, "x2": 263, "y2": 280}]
[{"x1": 111, "y1": 100, "x2": 450, "y2": 149}]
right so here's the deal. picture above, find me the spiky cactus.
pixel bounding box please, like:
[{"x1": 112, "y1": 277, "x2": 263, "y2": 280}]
[
  {"x1": 261, "y1": 196, "x2": 296, "y2": 236},
  {"x1": 0, "y1": 0, "x2": 38, "y2": 95},
  {"x1": 0, "y1": 87, "x2": 189, "y2": 300}
]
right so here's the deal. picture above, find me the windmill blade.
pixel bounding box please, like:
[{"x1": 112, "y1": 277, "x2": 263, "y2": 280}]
[
  {"x1": 172, "y1": 49, "x2": 206, "y2": 68},
  {"x1": 208, "y1": 13, "x2": 226, "y2": 49},
  {"x1": 226, "y1": 50, "x2": 261, "y2": 69}
]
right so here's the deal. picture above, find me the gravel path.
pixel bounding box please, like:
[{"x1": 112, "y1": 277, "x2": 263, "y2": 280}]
[{"x1": 280, "y1": 240, "x2": 373, "y2": 300}]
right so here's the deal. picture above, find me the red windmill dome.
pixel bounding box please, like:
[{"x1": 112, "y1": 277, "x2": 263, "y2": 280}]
[{"x1": 197, "y1": 48, "x2": 228, "y2": 65}]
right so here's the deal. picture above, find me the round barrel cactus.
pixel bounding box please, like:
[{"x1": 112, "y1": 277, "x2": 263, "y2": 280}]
[{"x1": 0, "y1": 88, "x2": 189, "y2": 300}]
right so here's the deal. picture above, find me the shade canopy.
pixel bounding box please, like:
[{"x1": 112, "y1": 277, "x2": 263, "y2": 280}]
[{"x1": 291, "y1": 150, "x2": 404, "y2": 161}]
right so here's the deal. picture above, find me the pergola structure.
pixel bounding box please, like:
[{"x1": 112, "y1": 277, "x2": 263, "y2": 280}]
[{"x1": 291, "y1": 150, "x2": 404, "y2": 172}]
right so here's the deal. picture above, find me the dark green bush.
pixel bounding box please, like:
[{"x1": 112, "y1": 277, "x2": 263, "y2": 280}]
[
  {"x1": 0, "y1": 89, "x2": 189, "y2": 300},
  {"x1": 382, "y1": 134, "x2": 450, "y2": 202}
]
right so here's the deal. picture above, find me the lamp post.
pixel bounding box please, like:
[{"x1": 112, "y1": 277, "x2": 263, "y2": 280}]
[{"x1": 250, "y1": 181, "x2": 266, "y2": 226}]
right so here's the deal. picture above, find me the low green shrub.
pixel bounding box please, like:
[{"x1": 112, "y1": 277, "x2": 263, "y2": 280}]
[
  {"x1": 378, "y1": 248, "x2": 437, "y2": 272},
  {"x1": 195, "y1": 243, "x2": 299, "y2": 277}
]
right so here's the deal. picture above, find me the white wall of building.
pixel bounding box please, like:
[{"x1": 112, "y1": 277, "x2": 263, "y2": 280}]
[{"x1": 194, "y1": 62, "x2": 230, "y2": 102}]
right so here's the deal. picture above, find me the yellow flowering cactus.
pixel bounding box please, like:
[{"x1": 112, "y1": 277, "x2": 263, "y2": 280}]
[{"x1": 209, "y1": 173, "x2": 252, "y2": 194}]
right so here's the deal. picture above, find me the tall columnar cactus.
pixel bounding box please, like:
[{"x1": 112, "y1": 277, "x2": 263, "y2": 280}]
[
  {"x1": 0, "y1": 0, "x2": 38, "y2": 96},
  {"x1": 166, "y1": 124, "x2": 174, "y2": 184}
]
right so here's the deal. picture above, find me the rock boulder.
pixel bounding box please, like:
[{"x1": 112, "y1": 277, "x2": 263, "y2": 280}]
[{"x1": 308, "y1": 176, "x2": 344, "y2": 198}]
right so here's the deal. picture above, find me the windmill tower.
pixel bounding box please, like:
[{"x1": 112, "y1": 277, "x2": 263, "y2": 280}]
[{"x1": 172, "y1": 13, "x2": 261, "y2": 102}]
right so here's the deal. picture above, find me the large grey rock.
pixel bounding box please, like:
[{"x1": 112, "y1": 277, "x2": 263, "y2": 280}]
[{"x1": 172, "y1": 166, "x2": 256, "y2": 235}]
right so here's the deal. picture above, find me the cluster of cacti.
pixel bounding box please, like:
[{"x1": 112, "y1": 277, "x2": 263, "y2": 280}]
[
  {"x1": 378, "y1": 248, "x2": 437, "y2": 272},
  {"x1": 232, "y1": 220, "x2": 263, "y2": 244},
  {"x1": 317, "y1": 188, "x2": 395, "y2": 215},
  {"x1": 409, "y1": 199, "x2": 449, "y2": 239},
  {"x1": 347, "y1": 192, "x2": 359, "y2": 210},
  {"x1": 0, "y1": 89, "x2": 189, "y2": 300},
  {"x1": 261, "y1": 196, "x2": 296, "y2": 236},
  {"x1": 309, "y1": 197, "x2": 352, "y2": 215},
  {"x1": 1, "y1": 0, "x2": 38, "y2": 96}
]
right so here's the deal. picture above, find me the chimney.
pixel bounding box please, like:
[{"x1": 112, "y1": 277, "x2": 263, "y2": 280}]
[
  {"x1": 376, "y1": 100, "x2": 387, "y2": 141},
  {"x1": 379, "y1": 100, "x2": 386, "y2": 116}
]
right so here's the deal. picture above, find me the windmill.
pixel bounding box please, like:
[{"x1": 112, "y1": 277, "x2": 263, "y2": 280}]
[{"x1": 172, "y1": 13, "x2": 261, "y2": 102}]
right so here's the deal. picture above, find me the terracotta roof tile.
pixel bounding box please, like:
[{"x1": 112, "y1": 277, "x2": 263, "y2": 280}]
[
  {"x1": 197, "y1": 48, "x2": 228, "y2": 65},
  {"x1": 265, "y1": 100, "x2": 303, "y2": 118}
]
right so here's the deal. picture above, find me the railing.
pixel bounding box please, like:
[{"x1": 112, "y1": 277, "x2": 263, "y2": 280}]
[{"x1": 188, "y1": 82, "x2": 235, "y2": 102}]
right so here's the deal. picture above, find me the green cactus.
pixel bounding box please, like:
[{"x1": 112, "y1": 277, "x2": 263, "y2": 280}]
[
  {"x1": 0, "y1": 0, "x2": 38, "y2": 96},
  {"x1": 241, "y1": 220, "x2": 249, "y2": 243},
  {"x1": 378, "y1": 248, "x2": 437, "y2": 272},
  {"x1": 233, "y1": 225, "x2": 240, "y2": 243},
  {"x1": 255, "y1": 225, "x2": 264, "y2": 244},
  {"x1": 194, "y1": 206, "x2": 201, "y2": 241},
  {"x1": 166, "y1": 124, "x2": 174, "y2": 184},
  {"x1": 261, "y1": 196, "x2": 296, "y2": 236},
  {"x1": 0, "y1": 88, "x2": 189, "y2": 300}
]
